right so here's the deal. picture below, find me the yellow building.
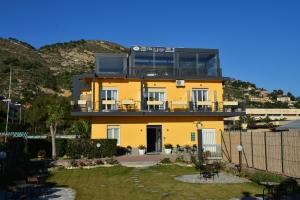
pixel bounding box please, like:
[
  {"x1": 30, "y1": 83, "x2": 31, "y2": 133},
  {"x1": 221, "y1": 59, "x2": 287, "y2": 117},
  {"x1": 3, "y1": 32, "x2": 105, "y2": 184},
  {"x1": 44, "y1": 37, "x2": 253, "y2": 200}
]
[{"x1": 71, "y1": 46, "x2": 244, "y2": 155}]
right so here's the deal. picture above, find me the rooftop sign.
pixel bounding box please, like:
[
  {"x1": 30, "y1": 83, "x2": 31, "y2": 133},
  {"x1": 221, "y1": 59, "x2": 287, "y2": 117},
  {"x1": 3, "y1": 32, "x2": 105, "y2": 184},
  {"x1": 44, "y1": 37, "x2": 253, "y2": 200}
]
[{"x1": 131, "y1": 46, "x2": 175, "y2": 53}]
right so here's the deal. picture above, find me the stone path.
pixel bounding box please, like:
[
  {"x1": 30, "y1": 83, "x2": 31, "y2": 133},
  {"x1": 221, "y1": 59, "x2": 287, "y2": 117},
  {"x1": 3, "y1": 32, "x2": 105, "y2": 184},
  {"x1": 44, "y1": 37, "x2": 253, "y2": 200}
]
[{"x1": 175, "y1": 172, "x2": 250, "y2": 184}]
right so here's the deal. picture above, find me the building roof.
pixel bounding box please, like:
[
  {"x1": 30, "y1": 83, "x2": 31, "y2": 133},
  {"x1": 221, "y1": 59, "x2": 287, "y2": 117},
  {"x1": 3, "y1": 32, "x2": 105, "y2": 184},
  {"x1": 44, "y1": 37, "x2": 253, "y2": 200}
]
[{"x1": 275, "y1": 120, "x2": 300, "y2": 131}]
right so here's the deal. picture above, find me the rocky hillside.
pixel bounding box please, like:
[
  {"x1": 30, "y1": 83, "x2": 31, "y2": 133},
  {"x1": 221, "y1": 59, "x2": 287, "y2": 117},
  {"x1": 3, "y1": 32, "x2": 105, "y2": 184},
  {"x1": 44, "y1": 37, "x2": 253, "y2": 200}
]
[
  {"x1": 0, "y1": 37, "x2": 299, "y2": 108},
  {"x1": 0, "y1": 38, "x2": 127, "y2": 101}
]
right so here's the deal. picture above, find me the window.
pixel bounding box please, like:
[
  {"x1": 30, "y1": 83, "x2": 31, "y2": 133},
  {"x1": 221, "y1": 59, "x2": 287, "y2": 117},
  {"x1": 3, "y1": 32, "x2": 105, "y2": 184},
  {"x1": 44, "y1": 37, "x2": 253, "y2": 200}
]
[
  {"x1": 192, "y1": 89, "x2": 209, "y2": 102},
  {"x1": 191, "y1": 89, "x2": 210, "y2": 111},
  {"x1": 178, "y1": 53, "x2": 197, "y2": 76},
  {"x1": 145, "y1": 88, "x2": 166, "y2": 111},
  {"x1": 107, "y1": 126, "x2": 120, "y2": 145},
  {"x1": 101, "y1": 89, "x2": 118, "y2": 111},
  {"x1": 96, "y1": 55, "x2": 126, "y2": 75}
]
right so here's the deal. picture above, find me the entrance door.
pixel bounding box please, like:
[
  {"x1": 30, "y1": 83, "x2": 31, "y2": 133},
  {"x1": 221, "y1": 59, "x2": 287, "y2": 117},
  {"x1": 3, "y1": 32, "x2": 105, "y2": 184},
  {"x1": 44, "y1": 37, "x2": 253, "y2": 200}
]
[
  {"x1": 202, "y1": 129, "x2": 216, "y2": 152},
  {"x1": 146, "y1": 125, "x2": 162, "y2": 153}
]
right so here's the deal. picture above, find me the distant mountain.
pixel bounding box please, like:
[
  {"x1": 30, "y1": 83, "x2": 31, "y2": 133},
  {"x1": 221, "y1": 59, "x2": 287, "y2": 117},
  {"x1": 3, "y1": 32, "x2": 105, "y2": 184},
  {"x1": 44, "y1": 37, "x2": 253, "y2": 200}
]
[{"x1": 0, "y1": 38, "x2": 127, "y2": 101}]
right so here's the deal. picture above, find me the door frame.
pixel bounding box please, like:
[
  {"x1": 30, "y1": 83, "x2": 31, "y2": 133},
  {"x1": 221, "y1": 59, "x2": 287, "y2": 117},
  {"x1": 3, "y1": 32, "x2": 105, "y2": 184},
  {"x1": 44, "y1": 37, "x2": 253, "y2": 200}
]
[{"x1": 146, "y1": 125, "x2": 162, "y2": 153}]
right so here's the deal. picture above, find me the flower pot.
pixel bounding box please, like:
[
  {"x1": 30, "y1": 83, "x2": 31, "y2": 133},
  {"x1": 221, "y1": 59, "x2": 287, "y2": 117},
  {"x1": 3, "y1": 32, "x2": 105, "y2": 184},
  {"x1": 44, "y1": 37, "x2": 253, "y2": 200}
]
[
  {"x1": 138, "y1": 149, "x2": 145, "y2": 155},
  {"x1": 241, "y1": 123, "x2": 248, "y2": 130},
  {"x1": 164, "y1": 148, "x2": 172, "y2": 154}
]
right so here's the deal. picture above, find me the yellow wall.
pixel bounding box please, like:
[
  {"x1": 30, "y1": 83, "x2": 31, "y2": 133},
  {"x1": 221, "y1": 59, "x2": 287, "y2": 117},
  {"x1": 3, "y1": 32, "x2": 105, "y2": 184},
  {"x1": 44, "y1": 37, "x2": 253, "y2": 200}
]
[
  {"x1": 90, "y1": 78, "x2": 223, "y2": 111},
  {"x1": 91, "y1": 116, "x2": 224, "y2": 147}
]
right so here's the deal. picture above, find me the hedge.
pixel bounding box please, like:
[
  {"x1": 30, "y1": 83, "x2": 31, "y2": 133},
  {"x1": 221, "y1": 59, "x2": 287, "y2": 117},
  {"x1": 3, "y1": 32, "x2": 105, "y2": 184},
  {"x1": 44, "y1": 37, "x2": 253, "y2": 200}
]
[
  {"x1": 27, "y1": 138, "x2": 68, "y2": 158},
  {"x1": 65, "y1": 139, "x2": 117, "y2": 159}
]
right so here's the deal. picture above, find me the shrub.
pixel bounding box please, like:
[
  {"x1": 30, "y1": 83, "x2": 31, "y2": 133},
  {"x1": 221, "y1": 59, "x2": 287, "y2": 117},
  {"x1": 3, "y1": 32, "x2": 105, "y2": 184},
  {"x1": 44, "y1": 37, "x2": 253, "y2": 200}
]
[
  {"x1": 70, "y1": 159, "x2": 78, "y2": 167},
  {"x1": 27, "y1": 139, "x2": 51, "y2": 158},
  {"x1": 95, "y1": 159, "x2": 104, "y2": 165},
  {"x1": 175, "y1": 155, "x2": 185, "y2": 163},
  {"x1": 250, "y1": 171, "x2": 284, "y2": 184},
  {"x1": 160, "y1": 158, "x2": 172, "y2": 164},
  {"x1": 37, "y1": 150, "x2": 46, "y2": 159},
  {"x1": 184, "y1": 145, "x2": 191, "y2": 152},
  {"x1": 66, "y1": 139, "x2": 117, "y2": 159},
  {"x1": 116, "y1": 146, "x2": 127, "y2": 156},
  {"x1": 164, "y1": 144, "x2": 173, "y2": 149},
  {"x1": 56, "y1": 139, "x2": 67, "y2": 157},
  {"x1": 105, "y1": 158, "x2": 119, "y2": 165},
  {"x1": 138, "y1": 145, "x2": 146, "y2": 150},
  {"x1": 98, "y1": 139, "x2": 117, "y2": 157}
]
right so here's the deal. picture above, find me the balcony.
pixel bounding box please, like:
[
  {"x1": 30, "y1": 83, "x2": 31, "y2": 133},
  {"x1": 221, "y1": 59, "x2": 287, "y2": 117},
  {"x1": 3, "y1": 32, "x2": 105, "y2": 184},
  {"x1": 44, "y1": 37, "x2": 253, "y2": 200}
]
[{"x1": 71, "y1": 100, "x2": 245, "y2": 117}]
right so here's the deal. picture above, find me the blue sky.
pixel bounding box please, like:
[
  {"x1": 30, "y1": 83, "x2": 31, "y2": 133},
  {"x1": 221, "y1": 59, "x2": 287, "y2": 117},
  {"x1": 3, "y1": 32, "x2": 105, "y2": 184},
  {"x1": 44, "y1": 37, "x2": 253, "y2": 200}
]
[{"x1": 1, "y1": 0, "x2": 300, "y2": 96}]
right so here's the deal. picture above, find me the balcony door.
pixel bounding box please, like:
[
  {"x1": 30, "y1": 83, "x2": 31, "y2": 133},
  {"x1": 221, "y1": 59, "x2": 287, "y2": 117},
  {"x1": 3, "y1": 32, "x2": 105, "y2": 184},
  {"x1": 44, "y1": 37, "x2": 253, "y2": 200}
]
[
  {"x1": 191, "y1": 89, "x2": 209, "y2": 111},
  {"x1": 101, "y1": 89, "x2": 118, "y2": 111},
  {"x1": 146, "y1": 89, "x2": 166, "y2": 111}
]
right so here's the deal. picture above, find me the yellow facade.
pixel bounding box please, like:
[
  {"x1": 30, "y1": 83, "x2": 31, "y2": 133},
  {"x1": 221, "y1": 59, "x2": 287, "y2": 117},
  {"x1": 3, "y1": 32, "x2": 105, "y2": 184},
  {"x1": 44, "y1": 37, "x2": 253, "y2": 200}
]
[
  {"x1": 91, "y1": 79, "x2": 224, "y2": 112},
  {"x1": 91, "y1": 116, "x2": 224, "y2": 148},
  {"x1": 81, "y1": 78, "x2": 225, "y2": 148}
]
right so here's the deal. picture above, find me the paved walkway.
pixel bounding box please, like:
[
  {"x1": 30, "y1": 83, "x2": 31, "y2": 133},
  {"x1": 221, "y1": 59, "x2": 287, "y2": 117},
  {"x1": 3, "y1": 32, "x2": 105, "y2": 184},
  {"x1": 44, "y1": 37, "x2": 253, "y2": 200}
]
[
  {"x1": 116, "y1": 154, "x2": 174, "y2": 167},
  {"x1": 175, "y1": 172, "x2": 250, "y2": 184}
]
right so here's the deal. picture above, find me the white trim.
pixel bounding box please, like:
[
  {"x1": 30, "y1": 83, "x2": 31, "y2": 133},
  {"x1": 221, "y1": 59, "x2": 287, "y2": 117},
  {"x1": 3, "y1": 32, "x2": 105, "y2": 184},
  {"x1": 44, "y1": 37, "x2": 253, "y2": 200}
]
[{"x1": 107, "y1": 125, "x2": 120, "y2": 145}]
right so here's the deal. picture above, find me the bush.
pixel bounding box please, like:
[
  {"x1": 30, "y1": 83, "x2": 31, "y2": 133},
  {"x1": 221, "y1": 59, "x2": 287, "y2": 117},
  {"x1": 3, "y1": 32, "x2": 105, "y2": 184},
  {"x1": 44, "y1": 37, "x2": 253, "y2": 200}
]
[
  {"x1": 164, "y1": 144, "x2": 173, "y2": 149},
  {"x1": 250, "y1": 171, "x2": 284, "y2": 184},
  {"x1": 37, "y1": 150, "x2": 46, "y2": 159},
  {"x1": 105, "y1": 158, "x2": 119, "y2": 165},
  {"x1": 66, "y1": 139, "x2": 117, "y2": 159},
  {"x1": 116, "y1": 146, "x2": 127, "y2": 156},
  {"x1": 27, "y1": 139, "x2": 51, "y2": 158},
  {"x1": 3, "y1": 138, "x2": 29, "y2": 183},
  {"x1": 56, "y1": 139, "x2": 68, "y2": 157},
  {"x1": 98, "y1": 139, "x2": 117, "y2": 157},
  {"x1": 160, "y1": 158, "x2": 172, "y2": 164},
  {"x1": 175, "y1": 155, "x2": 185, "y2": 163},
  {"x1": 138, "y1": 145, "x2": 146, "y2": 150}
]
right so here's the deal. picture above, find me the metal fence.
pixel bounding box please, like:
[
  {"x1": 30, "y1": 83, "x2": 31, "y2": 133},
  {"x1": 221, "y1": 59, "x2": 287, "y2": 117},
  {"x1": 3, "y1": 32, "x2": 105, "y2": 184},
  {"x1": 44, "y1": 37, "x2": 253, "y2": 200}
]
[{"x1": 221, "y1": 130, "x2": 300, "y2": 178}]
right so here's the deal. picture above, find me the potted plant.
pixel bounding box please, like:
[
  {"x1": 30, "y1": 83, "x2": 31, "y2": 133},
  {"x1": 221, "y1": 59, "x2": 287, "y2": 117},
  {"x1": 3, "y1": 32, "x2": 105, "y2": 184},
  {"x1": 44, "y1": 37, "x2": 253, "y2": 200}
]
[
  {"x1": 37, "y1": 150, "x2": 46, "y2": 160},
  {"x1": 184, "y1": 144, "x2": 191, "y2": 153},
  {"x1": 126, "y1": 145, "x2": 132, "y2": 155},
  {"x1": 164, "y1": 143, "x2": 173, "y2": 154},
  {"x1": 138, "y1": 145, "x2": 146, "y2": 155}
]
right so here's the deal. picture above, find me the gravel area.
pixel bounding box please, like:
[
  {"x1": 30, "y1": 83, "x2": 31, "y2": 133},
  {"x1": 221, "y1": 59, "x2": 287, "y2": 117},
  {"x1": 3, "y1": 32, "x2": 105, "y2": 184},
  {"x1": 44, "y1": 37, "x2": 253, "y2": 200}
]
[{"x1": 175, "y1": 172, "x2": 250, "y2": 184}]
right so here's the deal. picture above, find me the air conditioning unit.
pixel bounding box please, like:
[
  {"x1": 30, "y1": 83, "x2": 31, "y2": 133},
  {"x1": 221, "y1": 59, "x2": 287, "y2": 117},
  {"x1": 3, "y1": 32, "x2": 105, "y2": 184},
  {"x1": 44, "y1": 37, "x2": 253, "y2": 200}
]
[{"x1": 176, "y1": 80, "x2": 185, "y2": 87}]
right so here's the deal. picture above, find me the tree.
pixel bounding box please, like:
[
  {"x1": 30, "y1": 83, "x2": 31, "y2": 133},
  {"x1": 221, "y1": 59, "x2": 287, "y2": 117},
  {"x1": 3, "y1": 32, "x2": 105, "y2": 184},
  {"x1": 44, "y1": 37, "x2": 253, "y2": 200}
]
[
  {"x1": 68, "y1": 119, "x2": 91, "y2": 138},
  {"x1": 46, "y1": 99, "x2": 69, "y2": 160},
  {"x1": 287, "y1": 92, "x2": 295, "y2": 101}
]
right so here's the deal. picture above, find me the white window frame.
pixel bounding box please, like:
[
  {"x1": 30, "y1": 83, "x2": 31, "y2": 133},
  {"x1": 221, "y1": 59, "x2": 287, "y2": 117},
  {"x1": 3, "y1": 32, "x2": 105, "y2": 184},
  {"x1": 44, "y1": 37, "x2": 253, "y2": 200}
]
[
  {"x1": 101, "y1": 88, "x2": 118, "y2": 111},
  {"x1": 107, "y1": 125, "x2": 120, "y2": 145},
  {"x1": 191, "y1": 89, "x2": 209, "y2": 102},
  {"x1": 146, "y1": 88, "x2": 166, "y2": 110}
]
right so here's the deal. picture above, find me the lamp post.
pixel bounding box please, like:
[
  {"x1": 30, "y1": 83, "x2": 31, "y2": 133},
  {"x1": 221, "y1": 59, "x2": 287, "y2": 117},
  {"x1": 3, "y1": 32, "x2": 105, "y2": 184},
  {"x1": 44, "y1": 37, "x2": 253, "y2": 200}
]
[
  {"x1": 96, "y1": 143, "x2": 101, "y2": 158},
  {"x1": 236, "y1": 144, "x2": 243, "y2": 172},
  {"x1": 196, "y1": 121, "x2": 203, "y2": 162},
  {"x1": 15, "y1": 103, "x2": 22, "y2": 125}
]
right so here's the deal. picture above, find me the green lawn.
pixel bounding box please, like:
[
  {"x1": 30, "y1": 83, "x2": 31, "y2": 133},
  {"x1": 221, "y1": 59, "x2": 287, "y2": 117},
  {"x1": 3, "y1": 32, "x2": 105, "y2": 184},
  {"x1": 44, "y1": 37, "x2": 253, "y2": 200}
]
[{"x1": 46, "y1": 165, "x2": 263, "y2": 200}]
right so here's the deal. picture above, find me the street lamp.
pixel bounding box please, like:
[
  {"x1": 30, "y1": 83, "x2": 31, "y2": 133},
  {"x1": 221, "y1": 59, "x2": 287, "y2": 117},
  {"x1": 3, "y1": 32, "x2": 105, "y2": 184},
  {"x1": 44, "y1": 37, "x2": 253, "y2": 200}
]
[
  {"x1": 15, "y1": 103, "x2": 22, "y2": 125},
  {"x1": 195, "y1": 121, "x2": 203, "y2": 161},
  {"x1": 236, "y1": 144, "x2": 243, "y2": 172}
]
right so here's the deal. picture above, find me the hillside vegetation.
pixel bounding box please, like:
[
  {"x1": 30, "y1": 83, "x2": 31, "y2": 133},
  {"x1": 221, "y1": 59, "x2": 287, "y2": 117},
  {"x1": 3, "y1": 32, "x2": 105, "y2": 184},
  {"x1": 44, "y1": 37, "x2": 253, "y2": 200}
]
[{"x1": 0, "y1": 38, "x2": 127, "y2": 102}]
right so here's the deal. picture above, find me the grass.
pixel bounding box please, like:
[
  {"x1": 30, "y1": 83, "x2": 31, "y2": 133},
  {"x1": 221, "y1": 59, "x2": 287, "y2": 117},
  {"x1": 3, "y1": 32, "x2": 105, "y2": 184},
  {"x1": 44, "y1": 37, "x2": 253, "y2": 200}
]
[{"x1": 46, "y1": 165, "x2": 263, "y2": 200}]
